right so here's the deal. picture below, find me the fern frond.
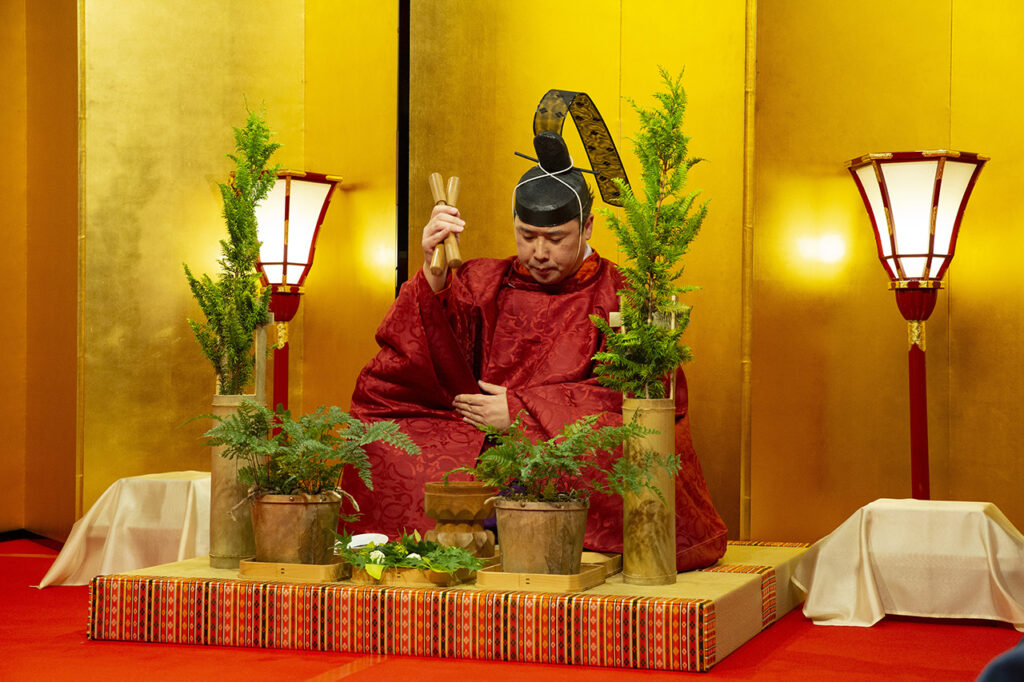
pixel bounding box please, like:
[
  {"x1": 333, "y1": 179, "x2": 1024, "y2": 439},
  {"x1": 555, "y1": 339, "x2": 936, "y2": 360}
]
[{"x1": 203, "y1": 400, "x2": 419, "y2": 497}]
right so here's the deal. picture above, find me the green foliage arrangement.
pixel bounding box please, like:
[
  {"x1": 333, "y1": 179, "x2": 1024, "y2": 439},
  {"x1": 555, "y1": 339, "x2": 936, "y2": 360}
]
[
  {"x1": 184, "y1": 107, "x2": 279, "y2": 395},
  {"x1": 203, "y1": 400, "x2": 420, "y2": 514},
  {"x1": 335, "y1": 530, "x2": 483, "y2": 580},
  {"x1": 591, "y1": 68, "x2": 709, "y2": 399},
  {"x1": 445, "y1": 413, "x2": 678, "y2": 502}
]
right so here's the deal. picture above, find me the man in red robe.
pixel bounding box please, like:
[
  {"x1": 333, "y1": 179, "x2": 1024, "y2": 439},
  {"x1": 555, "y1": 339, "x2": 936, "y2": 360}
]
[{"x1": 346, "y1": 132, "x2": 727, "y2": 571}]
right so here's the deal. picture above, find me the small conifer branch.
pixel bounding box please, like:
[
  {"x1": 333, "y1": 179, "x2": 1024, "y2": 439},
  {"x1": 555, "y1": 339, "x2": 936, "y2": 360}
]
[
  {"x1": 184, "y1": 106, "x2": 280, "y2": 394},
  {"x1": 592, "y1": 69, "x2": 707, "y2": 399}
]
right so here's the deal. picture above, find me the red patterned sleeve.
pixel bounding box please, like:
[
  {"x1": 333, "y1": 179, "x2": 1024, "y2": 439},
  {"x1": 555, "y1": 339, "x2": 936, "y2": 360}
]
[
  {"x1": 350, "y1": 270, "x2": 479, "y2": 418},
  {"x1": 508, "y1": 380, "x2": 624, "y2": 439}
]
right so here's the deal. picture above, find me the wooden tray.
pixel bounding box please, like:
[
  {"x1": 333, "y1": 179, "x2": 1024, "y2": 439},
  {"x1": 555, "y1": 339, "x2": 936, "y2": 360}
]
[
  {"x1": 479, "y1": 551, "x2": 501, "y2": 569},
  {"x1": 239, "y1": 556, "x2": 349, "y2": 583},
  {"x1": 475, "y1": 563, "x2": 606, "y2": 592},
  {"x1": 580, "y1": 551, "x2": 622, "y2": 577},
  {"x1": 349, "y1": 565, "x2": 470, "y2": 587},
  {"x1": 345, "y1": 550, "x2": 499, "y2": 588}
]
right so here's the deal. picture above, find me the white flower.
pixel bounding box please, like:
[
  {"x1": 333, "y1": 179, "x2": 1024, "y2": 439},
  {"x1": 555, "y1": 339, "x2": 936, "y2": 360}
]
[
  {"x1": 368, "y1": 550, "x2": 386, "y2": 563},
  {"x1": 406, "y1": 553, "x2": 421, "y2": 560}
]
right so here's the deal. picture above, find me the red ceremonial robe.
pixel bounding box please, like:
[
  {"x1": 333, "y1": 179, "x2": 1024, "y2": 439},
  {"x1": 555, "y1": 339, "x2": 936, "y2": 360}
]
[{"x1": 345, "y1": 253, "x2": 727, "y2": 571}]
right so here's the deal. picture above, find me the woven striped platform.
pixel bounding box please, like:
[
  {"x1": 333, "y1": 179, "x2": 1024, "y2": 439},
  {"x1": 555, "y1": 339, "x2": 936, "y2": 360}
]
[{"x1": 88, "y1": 541, "x2": 807, "y2": 672}]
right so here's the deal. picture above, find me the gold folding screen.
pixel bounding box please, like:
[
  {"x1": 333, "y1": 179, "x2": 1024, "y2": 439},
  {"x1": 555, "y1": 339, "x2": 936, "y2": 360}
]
[
  {"x1": 13, "y1": 1, "x2": 1022, "y2": 542},
  {"x1": 2, "y1": 0, "x2": 30, "y2": 532},
  {"x1": 78, "y1": 1, "x2": 306, "y2": 514},
  {"x1": 752, "y1": 0, "x2": 1023, "y2": 539},
  {"x1": 300, "y1": 1, "x2": 400, "y2": 419}
]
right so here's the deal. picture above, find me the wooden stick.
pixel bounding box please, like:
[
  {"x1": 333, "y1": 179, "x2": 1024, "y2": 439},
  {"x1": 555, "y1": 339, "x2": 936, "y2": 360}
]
[
  {"x1": 427, "y1": 173, "x2": 463, "y2": 276},
  {"x1": 428, "y1": 173, "x2": 448, "y2": 276},
  {"x1": 444, "y1": 176, "x2": 463, "y2": 268}
]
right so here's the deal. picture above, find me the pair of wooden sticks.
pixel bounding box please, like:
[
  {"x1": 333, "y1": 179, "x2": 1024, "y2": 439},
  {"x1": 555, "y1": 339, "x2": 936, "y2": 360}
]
[{"x1": 428, "y1": 172, "x2": 463, "y2": 276}]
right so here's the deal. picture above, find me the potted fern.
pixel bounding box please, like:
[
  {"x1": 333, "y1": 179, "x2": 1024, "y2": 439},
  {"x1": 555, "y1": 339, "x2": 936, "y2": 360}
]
[
  {"x1": 203, "y1": 400, "x2": 420, "y2": 565},
  {"x1": 590, "y1": 68, "x2": 708, "y2": 585},
  {"x1": 445, "y1": 414, "x2": 668, "y2": 576},
  {"x1": 184, "y1": 107, "x2": 278, "y2": 568}
]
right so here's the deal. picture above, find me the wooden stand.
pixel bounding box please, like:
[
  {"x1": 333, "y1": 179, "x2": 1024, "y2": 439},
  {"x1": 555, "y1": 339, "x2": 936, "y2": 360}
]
[
  {"x1": 582, "y1": 551, "x2": 623, "y2": 577},
  {"x1": 475, "y1": 551, "x2": 620, "y2": 593},
  {"x1": 477, "y1": 563, "x2": 605, "y2": 592}
]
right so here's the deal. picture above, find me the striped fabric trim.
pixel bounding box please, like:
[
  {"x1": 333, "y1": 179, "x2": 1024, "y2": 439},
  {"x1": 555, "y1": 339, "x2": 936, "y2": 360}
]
[
  {"x1": 727, "y1": 540, "x2": 811, "y2": 548},
  {"x1": 89, "y1": 576, "x2": 718, "y2": 672},
  {"x1": 698, "y1": 563, "x2": 777, "y2": 627}
]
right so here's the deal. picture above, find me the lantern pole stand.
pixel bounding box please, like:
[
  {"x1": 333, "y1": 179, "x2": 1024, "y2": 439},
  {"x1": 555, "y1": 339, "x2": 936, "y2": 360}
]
[
  {"x1": 269, "y1": 286, "x2": 303, "y2": 411},
  {"x1": 848, "y1": 149, "x2": 987, "y2": 501},
  {"x1": 894, "y1": 281, "x2": 939, "y2": 500}
]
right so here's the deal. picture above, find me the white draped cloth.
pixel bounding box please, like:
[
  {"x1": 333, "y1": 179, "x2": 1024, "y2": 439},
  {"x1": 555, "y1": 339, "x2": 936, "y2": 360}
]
[
  {"x1": 793, "y1": 498, "x2": 1024, "y2": 630},
  {"x1": 38, "y1": 471, "x2": 211, "y2": 587}
]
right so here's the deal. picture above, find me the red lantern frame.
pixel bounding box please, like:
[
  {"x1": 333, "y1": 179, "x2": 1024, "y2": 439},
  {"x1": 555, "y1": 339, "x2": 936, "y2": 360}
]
[
  {"x1": 255, "y1": 170, "x2": 341, "y2": 410},
  {"x1": 847, "y1": 150, "x2": 987, "y2": 500}
]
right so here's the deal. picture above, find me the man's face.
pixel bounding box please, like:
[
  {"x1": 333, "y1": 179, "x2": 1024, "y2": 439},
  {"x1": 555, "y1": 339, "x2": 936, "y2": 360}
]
[{"x1": 514, "y1": 214, "x2": 594, "y2": 285}]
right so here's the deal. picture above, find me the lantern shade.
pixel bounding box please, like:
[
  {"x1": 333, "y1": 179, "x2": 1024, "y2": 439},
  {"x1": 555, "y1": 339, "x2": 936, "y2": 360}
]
[
  {"x1": 847, "y1": 151, "x2": 987, "y2": 284},
  {"x1": 255, "y1": 170, "x2": 340, "y2": 288}
]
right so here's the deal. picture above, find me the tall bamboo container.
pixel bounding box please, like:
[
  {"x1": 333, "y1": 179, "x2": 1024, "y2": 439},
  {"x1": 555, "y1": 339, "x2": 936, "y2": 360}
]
[
  {"x1": 208, "y1": 325, "x2": 267, "y2": 569},
  {"x1": 621, "y1": 398, "x2": 676, "y2": 585}
]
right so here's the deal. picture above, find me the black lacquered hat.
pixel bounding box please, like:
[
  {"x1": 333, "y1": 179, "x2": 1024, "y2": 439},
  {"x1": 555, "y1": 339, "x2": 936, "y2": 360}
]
[
  {"x1": 513, "y1": 88, "x2": 629, "y2": 227},
  {"x1": 514, "y1": 131, "x2": 593, "y2": 227}
]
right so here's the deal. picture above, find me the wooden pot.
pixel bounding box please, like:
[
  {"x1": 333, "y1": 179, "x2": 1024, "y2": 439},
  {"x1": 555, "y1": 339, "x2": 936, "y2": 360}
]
[
  {"x1": 423, "y1": 480, "x2": 497, "y2": 557},
  {"x1": 622, "y1": 398, "x2": 677, "y2": 585},
  {"x1": 250, "y1": 493, "x2": 341, "y2": 565},
  {"x1": 494, "y1": 498, "x2": 589, "y2": 575}
]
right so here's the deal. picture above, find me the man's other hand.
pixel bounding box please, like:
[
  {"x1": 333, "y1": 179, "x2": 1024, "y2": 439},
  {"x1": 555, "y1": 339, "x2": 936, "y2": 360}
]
[{"x1": 453, "y1": 380, "x2": 510, "y2": 430}]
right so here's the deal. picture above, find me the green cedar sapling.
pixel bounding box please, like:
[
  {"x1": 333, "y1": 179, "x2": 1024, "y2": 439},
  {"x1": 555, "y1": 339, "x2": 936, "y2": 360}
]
[
  {"x1": 591, "y1": 68, "x2": 708, "y2": 399},
  {"x1": 184, "y1": 106, "x2": 278, "y2": 395}
]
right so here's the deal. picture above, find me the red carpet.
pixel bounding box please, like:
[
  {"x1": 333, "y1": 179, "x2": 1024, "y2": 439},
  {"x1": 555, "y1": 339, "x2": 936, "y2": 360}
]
[{"x1": 1, "y1": 538, "x2": 1019, "y2": 680}]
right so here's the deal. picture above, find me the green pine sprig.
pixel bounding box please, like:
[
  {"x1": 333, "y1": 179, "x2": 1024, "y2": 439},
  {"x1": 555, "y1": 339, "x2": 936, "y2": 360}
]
[
  {"x1": 184, "y1": 106, "x2": 279, "y2": 395},
  {"x1": 591, "y1": 68, "x2": 708, "y2": 399}
]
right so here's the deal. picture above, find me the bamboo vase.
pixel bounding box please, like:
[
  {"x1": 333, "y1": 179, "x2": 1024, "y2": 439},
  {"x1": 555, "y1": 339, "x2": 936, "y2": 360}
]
[
  {"x1": 209, "y1": 394, "x2": 256, "y2": 568},
  {"x1": 622, "y1": 398, "x2": 677, "y2": 585},
  {"x1": 208, "y1": 325, "x2": 266, "y2": 569}
]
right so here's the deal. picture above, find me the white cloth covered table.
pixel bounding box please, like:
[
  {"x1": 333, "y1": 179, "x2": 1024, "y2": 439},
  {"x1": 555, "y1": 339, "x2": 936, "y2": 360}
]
[
  {"x1": 793, "y1": 498, "x2": 1024, "y2": 630},
  {"x1": 38, "y1": 471, "x2": 211, "y2": 587}
]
